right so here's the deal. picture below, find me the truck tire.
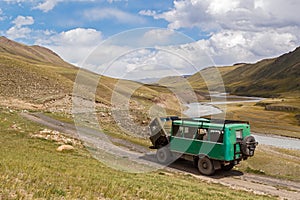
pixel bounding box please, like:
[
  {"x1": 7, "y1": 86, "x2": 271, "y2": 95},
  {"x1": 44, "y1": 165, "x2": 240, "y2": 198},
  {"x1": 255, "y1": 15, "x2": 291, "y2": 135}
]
[
  {"x1": 241, "y1": 135, "x2": 256, "y2": 156},
  {"x1": 156, "y1": 147, "x2": 171, "y2": 164},
  {"x1": 198, "y1": 157, "x2": 215, "y2": 176}
]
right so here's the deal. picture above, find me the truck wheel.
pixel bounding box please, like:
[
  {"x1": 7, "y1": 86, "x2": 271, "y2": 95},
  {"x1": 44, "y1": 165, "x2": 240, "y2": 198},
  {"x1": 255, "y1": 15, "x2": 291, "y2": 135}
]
[
  {"x1": 156, "y1": 147, "x2": 171, "y2": 164},
  {"x1": 198, "y1": 157, "x2": 215, "y2": 175},
  {"x1": 241, "y1": 135, "x2": 256, "y2": 156}
]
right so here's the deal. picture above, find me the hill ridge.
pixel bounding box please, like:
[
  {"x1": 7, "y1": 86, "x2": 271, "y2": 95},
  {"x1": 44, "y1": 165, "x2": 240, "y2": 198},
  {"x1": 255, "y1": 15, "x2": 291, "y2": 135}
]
[
  {"x1": 183, "y1": 46, "x2": 300, "y2": 97},
  {"x1": 0, "y1": 36, "x2": 73, "y2": 67}
]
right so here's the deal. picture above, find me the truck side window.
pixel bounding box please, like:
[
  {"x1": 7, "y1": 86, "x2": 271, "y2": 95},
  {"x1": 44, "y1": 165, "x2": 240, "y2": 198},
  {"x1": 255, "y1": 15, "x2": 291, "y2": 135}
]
[
  {"x1": 208, "y1": 129, "x2": 223, "y2": 143},
  {"x1": 184, "y1": 127, "x2": 197, "y2": 139},
  {"x1": 180, "y1": 126, "x2": 185, "y2": 137},
  {"x1": 196, "y1": 128, "x2": 208, "y2": 140}
]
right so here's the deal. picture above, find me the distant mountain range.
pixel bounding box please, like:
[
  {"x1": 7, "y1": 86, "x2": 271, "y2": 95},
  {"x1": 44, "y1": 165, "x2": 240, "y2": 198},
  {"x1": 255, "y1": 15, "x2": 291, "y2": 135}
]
[
  {"x1": 185, "y1": 47, "x2": 300, "y2": 97},
  {"x1": 1, "y1": 35, "x2": 298, "y2": 108}
]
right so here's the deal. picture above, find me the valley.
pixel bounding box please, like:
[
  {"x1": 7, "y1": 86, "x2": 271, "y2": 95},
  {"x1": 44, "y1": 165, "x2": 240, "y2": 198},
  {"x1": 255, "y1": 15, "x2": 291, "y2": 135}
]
[{"x1": 0, "y1": 37, "x2": 299, "y2": 199}]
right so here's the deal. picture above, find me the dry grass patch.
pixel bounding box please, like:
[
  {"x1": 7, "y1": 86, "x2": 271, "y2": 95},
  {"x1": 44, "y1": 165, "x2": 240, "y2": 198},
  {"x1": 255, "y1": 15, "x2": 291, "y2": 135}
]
[{"x1": 236, "y1": 145, "x2": 300, "y2": 181}]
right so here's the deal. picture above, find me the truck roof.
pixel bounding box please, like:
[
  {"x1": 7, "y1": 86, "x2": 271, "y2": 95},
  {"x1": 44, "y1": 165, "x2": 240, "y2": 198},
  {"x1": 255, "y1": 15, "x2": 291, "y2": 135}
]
[{"x1": 172, "y1": 118, "x2": 249, "y2": 129}]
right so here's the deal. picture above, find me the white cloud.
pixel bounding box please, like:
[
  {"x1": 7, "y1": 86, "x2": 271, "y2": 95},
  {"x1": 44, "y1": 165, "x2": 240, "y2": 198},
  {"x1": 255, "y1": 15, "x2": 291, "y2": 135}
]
[
  {"x1": 153, "y1": 0, "x2": 215, "y2": 30},
  {"x1": 153, "y1": 0, "x2": 300, "y2": 31},
  {"x1": 145, "y1": 0, "x2": 300, "y2": 65},
  {"x1": 3, "y1": 0, "x2": 297, "y2": 79},
  {"x1": 33, "y1": 0, "x2": 58, "y2": 12},
  {"x1": 37, "y1": 28, "x2": 103, "y2": 66},
  {"x1": 12, "y1": 15, "x2": 34, "y2": 28},
  {"x1": 99, "y1": 47, "x2": 199, "y2": 80},
  {"x1": 84, "y1": 39, "x2": 214, "y2": 80},
  {"x1": 4, "y1": 0, "x2": 97, "y2": 12},
  {"x1": 107, "y1": 0, "x2": 128, "y2": 3},
  {"x1": 0, "y1": 8, "x2": 5, "y2": 21},
  {"x1": 139, "y1": 10, "x2": 156, "y2": 17},
  {"x1": 67, "y1": 28, "x2": 207, "y2": 79},
  {"x1": 83, "y1": 8, "x2": 145, "y2": 24},
  {"x1": 52, "y1": 28, "x2": 102, "y2": 46},
  {"x1": 143, "y1": 29, "x2": 174, "y2": 40},
  {"x1": 6, "y1": 15, "x2": 34, "y2": 39},
  {"x1": 197, "y1": 29, "x2": 298, "y2": 65},
  {"x1": 3, "y1": 0, "x2": 32, "y2": 3},
  {"x1": 142, "y1": 29, "x2": 176, "y2": 45},
  {"x1": 6, "y1": 27, "x2": 32, "y2": 39},
  {"x1": 207, "y1": 0, "x2": 240, "y2": 15}
]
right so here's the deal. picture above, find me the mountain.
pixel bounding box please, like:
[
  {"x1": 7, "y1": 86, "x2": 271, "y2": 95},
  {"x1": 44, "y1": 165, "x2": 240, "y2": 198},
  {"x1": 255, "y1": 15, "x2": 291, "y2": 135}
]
[
  {"x1": 0, "y1": 37, "x2": 180, "y2": 115},
  {"x1": 0, "y1": 36, "x2": 74, "y2": 104},
  {"x1": 187, "y1": 65, "x2": 240, "y2": 92},
  {"x1": 186, "y1": 47, "x2": 300, "y2": 97},
  {"x1": 0, "y1": 36, "x2": 72, "y2": 67},
  {"x1": 223, "y1": 47, "x2": 300, "y2": 97}
]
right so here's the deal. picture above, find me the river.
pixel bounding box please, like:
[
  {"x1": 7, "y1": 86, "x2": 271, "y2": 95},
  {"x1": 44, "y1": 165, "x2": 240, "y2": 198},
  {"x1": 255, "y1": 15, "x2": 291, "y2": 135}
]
[{"x1": 184, "y1": 94, "x2": 300, "y2": 150}]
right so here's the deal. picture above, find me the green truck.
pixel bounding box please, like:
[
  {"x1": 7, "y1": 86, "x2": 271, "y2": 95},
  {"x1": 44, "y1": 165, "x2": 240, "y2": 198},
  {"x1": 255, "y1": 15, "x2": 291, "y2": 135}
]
[{"x1": 149, "y1": 117, "x2": 258, "y2": 175}]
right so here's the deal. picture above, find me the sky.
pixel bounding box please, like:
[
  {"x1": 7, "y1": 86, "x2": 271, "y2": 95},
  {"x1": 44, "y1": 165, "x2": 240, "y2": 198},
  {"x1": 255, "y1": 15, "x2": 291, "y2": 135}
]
[{"x1": 0, "y1": 0, "x2": 300, "y2": 80}]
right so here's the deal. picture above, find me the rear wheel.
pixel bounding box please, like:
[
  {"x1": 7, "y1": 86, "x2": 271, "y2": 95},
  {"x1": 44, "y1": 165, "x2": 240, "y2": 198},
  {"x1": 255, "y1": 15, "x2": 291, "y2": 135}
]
[
  {"x1": 198, "y1": 157, "x2": 215, "y2": 175},
  {"x1": 156, "y1": 147, "x2": 171, "y2": 164}
]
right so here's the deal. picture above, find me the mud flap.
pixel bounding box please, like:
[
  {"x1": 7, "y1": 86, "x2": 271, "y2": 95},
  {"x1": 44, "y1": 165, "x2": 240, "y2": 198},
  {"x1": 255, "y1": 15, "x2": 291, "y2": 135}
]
[{"x1": 213, "y1": 160, "x2": 221, "y2": 170}]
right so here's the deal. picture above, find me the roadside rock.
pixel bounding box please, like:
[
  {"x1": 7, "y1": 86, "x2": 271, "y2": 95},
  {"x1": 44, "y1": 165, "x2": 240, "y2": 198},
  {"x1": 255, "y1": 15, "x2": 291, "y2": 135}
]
[
  {"x1": 11, "y1": 124, "x2": 21, "y2": 130},
  {"x1": 30, "y1": 128, "x2": 83, "y2": 148},
  {"x1": 56, "y1": 145, "x2": 74, "y2": 152}
]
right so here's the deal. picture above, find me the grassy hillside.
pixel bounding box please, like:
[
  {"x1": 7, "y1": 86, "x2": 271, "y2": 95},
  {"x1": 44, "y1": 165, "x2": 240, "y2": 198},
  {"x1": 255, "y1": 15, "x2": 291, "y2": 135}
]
[
  {"x1": 223, "y1": 47, "x2": 300, "y2": 97},
  {"x1": 187, "y1": 65, "x2": 240, "y2": 92},
  {"x1": 0, "y1": 36, "x2": 72, "y2": 67},
  {"x1": 0, "y1": 108, "x2": 275, "y2": 199},
  {"x1": 0, "y1": 37, "x2": 180, "y2": 114},
  {"x1": 183, "y1": 47, "x2": 300, "y2": 98},
  {"x1": 0, "y1": 36, "x2": 183, "y2": 140}
]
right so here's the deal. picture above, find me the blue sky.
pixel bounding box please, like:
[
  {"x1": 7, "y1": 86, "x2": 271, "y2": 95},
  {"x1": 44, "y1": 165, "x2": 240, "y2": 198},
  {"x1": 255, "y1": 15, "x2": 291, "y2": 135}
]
[{"x1": 0, "y1": 0, "x2": 300, "y2": 79}]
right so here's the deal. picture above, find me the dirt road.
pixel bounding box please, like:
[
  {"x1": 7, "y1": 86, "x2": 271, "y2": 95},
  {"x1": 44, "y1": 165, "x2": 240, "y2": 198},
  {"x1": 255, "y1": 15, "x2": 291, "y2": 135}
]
[{"x1": 21, "y1": 112, "x2": 300, "y2": 200}]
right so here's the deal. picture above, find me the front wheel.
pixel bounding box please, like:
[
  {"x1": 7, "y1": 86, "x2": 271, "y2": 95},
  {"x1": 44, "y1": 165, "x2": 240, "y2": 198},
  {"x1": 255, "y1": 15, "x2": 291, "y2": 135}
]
[
  {"x1": 156, "y1": 147, "x2": 171, "y2": 164},
  {"x1": 198, "y1": 157, "x2": 215, "y2": 176}
]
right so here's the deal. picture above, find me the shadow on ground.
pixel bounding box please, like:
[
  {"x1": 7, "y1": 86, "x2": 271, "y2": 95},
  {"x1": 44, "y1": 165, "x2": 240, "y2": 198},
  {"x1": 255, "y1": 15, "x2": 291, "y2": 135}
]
[{"x1": 140, "y1": 153, "x2": 244, "y2": 179}]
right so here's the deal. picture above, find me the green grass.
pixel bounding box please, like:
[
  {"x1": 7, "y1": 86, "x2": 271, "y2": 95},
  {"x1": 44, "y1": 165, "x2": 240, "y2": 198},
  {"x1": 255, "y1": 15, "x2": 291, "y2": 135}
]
[
  {"x1": 0, "y1": 108, "x2": 274, "y2": 199},
  {"x1": 236, "y1": 145, "x2": 300, "y2": 181}
]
